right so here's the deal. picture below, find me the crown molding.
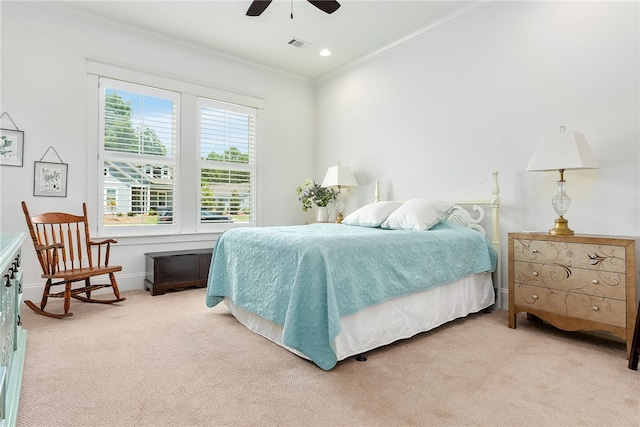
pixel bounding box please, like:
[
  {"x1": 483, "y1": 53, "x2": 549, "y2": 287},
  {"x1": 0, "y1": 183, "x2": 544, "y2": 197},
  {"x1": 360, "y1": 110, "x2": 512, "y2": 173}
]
[
  {"x1": 16, "y1": 1, "x2": 314, "y2": 86},
  {"x1": 14, "y1": 0, "x2": 501, "y2": 87}
]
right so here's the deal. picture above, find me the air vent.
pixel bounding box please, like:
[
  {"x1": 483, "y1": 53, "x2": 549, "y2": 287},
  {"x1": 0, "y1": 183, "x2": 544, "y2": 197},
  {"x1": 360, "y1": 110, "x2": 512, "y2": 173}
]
[{"x1": 288, "y1": 38, "x2": 311, "y2": 49}]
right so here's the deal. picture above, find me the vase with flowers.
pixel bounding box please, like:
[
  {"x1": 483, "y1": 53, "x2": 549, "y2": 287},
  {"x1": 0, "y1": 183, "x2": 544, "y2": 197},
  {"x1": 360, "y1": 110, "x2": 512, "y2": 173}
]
[{"x1": 296, "y1": 179, "x2": 337, "y2": 222}]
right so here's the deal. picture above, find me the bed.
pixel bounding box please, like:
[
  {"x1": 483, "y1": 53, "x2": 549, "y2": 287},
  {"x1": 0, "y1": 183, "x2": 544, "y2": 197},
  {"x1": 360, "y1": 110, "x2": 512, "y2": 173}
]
[{"x1": 206, "y1": 172, "x2": 501, "y2": 370}]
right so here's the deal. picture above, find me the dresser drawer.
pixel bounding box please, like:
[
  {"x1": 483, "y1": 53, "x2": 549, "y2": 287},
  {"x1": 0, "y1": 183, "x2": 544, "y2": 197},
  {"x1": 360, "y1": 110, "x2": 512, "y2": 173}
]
[
  {"x1": 511, "y1": 238, "x2": 627, "y2": 274},
  {"x1": 514, "y1": 283, "x2": 627, "y2": 327},
  {"x1": 566, "y1": 291, "x2": 627, "y2": 327},
  {"x1": 513, "y1": 260, "x2": 626, "y2": 300}
]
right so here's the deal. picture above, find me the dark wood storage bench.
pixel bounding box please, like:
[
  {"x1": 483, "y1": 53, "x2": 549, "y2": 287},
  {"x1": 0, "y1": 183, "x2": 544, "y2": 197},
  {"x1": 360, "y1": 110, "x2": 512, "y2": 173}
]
[{"x1": 144, "y1": 248, "x2": 213, "y2": 296}]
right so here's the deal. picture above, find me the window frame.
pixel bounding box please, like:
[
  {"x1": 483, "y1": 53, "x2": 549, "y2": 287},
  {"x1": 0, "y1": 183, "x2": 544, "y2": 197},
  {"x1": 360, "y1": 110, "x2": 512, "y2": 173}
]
[
  {"x1": 97, "y1": 77, "x2": 181, "y2": 236},
  {"x1": 197, "y1": 97, "x2": 257, "y2": 232},
  {"x1": 87, "y1": 60, "x2": 264, "y2": 237}
]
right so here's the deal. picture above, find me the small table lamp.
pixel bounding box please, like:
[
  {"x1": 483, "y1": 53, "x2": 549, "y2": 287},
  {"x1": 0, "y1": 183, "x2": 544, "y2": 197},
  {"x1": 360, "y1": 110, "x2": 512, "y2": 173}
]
[
  {"x1": 322, "y1": 163, "x2": 358, "y2": 223},
  {"x1": 526, "y1": 126, "x2": 600, "y2": 235}
]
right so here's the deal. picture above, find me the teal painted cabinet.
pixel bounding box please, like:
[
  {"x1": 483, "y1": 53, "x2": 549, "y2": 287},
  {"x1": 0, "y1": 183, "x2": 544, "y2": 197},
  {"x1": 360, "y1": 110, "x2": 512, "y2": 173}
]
[{"x1": 0, "y1": 232, "x2": 26, "y2": 427}]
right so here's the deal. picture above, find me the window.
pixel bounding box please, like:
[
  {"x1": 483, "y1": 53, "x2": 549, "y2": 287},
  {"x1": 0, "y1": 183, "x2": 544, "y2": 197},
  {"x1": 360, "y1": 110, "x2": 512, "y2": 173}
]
[
  {"x1": 94, "y1": 71, "x2": 259, "y2": 235},
  {"x1": 98, "y1": 78, "x2": 179, "y2": 231},
  {"x1": 198, "y1": 98, "x2": 256, "y2": 225}
]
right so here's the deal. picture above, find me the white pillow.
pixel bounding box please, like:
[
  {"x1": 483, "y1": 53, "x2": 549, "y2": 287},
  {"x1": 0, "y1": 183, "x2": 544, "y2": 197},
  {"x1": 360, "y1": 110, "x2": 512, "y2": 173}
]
[
  {"x1": 380, "y1": 198, "x2": 454, "y2": 231},
  {"x1": 342, "y1": 201, "x2": 403, "y2": 227}
]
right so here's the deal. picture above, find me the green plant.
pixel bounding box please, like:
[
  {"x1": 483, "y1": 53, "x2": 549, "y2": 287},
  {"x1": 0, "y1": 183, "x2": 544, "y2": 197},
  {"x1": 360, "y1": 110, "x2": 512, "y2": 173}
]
[{"x1": 296, "y1": 179, "x2": 337, "y2": 212}]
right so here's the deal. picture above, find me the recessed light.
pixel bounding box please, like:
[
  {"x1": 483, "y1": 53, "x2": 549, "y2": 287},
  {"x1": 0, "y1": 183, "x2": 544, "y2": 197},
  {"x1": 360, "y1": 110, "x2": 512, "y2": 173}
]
[{"x1": 319, "y1": 49, "x2": 332, "y2": 57}]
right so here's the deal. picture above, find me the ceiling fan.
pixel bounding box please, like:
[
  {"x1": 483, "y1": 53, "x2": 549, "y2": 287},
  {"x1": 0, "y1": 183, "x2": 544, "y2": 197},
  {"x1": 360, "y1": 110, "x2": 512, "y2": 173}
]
[{"x1": 246, "y1": 0, "x2": 341, "y2": 17}]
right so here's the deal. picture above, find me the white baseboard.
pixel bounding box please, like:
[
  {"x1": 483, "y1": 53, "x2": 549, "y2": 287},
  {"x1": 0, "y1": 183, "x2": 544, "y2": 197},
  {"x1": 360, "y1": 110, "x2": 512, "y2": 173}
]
[
  {"x1": 497, "y1": 287, "x2": 508, "y2": 311},
  {"x1": 21, "y1": 271, "x2": 147, "y2": 303}
]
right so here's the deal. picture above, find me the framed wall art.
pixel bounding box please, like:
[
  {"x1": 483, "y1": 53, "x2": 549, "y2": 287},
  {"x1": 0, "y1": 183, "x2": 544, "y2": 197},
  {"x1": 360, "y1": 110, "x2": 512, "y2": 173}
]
[
  {"x1": 34, "y1": 160, "x2": 68, "y2": 197},
  {"x1": 0, "y1": 128, "x2": 24, "y2": 167}
]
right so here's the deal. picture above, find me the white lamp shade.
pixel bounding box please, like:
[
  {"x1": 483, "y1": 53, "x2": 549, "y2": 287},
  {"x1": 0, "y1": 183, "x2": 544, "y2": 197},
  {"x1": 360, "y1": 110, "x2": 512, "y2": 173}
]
[
  {"x1": 321, "y1": 164, "x2": 358, "y2": 188},
  {"x1": 526, "y1": 129, "x2": 600, "y2": 171}
]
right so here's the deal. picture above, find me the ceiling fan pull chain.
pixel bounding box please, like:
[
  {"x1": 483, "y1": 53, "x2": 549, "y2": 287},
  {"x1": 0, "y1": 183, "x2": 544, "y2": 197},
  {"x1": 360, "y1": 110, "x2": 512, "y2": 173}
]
[{"x1": 291, "y1": 0, "x2": 293, "y2": 19}]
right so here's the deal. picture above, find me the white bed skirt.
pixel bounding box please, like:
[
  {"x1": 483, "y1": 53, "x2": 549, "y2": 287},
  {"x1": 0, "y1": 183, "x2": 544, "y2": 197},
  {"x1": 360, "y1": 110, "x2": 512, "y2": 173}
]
[{"x1": 224, "y1": 272, "x2": 495, "y2": 362}]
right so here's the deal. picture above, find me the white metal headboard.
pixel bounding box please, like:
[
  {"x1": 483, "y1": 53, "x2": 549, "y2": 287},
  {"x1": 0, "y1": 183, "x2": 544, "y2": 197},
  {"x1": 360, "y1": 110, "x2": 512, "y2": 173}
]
[
  {"x1": 374, "y1": 171, "x2": 502, "y2": 308},
  {"x1": 442, "y1": 171, "x2": 500, "y2": 246}
]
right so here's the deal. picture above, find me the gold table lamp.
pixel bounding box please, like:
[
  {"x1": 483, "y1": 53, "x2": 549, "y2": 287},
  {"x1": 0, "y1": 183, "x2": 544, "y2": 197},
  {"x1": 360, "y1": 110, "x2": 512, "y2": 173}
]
[{"x1": 526, "y1": 126, "x2": 600, "y2": 235}]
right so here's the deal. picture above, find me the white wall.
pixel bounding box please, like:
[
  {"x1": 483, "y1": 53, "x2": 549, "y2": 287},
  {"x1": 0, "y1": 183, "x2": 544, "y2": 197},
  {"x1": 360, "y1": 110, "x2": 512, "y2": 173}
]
[
  {"x1": 0, "y1": 2, "x2": 316, "y2": 300},
  {"x1": 315, "y1": 1, "x2": 640, "y2": 307},
  {"x1": 2, "y1": 1, "x2": 638, "y2": 307}
]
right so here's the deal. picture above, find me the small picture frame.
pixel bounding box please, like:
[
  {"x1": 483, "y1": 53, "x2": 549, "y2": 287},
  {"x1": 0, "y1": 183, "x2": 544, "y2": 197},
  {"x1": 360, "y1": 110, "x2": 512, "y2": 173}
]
[
  {"x1": 34, "y1": 161, "x2": 68, "y2": 197},
  {"x1": 0, "y1": 128, "x2": 24, "y2": 167}
]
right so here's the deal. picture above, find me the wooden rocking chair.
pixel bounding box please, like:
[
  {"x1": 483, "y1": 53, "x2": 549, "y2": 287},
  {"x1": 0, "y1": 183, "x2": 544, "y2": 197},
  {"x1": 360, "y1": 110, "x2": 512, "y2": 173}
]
[{"x1": 21, "y1": 201, "x2": 126, "y2": 318}]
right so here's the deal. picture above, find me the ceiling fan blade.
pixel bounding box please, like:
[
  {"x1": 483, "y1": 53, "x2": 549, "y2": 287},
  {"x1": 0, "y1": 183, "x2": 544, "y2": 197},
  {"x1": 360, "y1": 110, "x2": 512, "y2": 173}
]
[
  {"x1": 307, "y1": 0, "x2": 341, "y2": 14},
  {"x1": 246, "y1": 0, "x2": 273, "y2": 17}
]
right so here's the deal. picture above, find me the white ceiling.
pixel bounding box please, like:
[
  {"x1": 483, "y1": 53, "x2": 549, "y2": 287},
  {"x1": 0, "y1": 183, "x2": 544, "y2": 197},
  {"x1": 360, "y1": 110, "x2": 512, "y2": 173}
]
[{"x1": 48, "y1": 0, "x2": 494, "y2": 80}]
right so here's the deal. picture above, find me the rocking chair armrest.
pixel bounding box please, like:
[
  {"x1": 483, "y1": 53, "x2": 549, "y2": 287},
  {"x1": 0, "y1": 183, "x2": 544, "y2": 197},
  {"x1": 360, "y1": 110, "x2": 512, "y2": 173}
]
[
  {"x1": 88, "y1": 239, "x2": 117, "y2": 267},
  {"x1": 34, "y1": 242, "x2": 64, "y2": 251},
  {"x1": 89, "y1": 238, "x2": 118, "y2": 246}
]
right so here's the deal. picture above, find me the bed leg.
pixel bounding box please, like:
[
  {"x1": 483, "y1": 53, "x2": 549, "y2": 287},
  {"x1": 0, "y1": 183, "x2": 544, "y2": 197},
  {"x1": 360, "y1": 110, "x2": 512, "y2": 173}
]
[{"x1": 355, "y1": 354, "x2": 367, "y2": 362}]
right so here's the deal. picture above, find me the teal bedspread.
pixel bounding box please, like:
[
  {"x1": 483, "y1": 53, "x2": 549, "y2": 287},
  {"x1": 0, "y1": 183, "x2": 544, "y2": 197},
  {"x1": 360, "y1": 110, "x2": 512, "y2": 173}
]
[{"x1": 206, "y1": 222, "x2": 497, "y2": 370}]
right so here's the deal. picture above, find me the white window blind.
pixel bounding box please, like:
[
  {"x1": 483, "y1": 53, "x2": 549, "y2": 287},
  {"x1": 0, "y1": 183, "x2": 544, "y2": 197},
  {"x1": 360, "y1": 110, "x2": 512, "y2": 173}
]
[
  {"x1": 198, "y1": 98, "x2": 256, "y2": 225},
  {"x1": 99, "y1": 78, "x2": 179, "y2": 230}
]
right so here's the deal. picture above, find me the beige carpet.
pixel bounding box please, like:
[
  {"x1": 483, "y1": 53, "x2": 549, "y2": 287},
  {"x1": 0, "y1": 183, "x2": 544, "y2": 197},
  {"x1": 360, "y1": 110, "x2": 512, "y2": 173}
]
[{"x1": 17, "y1": 288, "x2": 639, "y2": 427}]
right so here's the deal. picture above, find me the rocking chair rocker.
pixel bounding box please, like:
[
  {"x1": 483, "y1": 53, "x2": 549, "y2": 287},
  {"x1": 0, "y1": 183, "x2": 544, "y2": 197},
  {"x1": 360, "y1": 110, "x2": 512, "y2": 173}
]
[{"x1": 21, "y1": 201, "x2": 126, "y2": 318}]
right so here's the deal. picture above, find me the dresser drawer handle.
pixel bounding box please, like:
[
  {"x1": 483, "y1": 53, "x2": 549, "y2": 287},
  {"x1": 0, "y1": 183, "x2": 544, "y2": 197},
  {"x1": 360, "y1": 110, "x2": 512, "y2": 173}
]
[
  {"x1": 591, "y1": 279, "x2": 599, "y2": 284},
  {"x1": 592, "y1": 306, "x2": 599, "y2": 311},
  {"x1": 532, "y1": 271, "x2": 539, "y2": 277},
  {"x1": 532, "y1": 294, "x2": 538, "y2": 300}
]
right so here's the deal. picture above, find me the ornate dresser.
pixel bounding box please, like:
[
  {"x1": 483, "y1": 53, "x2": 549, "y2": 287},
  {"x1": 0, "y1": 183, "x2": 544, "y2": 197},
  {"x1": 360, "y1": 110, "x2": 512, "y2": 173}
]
[
  {"x1": 508, "y1": 232, "x2": 639, "y2": 359},
  {"x1": 0, "y1": 232, "x2": 26, "y2": 426}
]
